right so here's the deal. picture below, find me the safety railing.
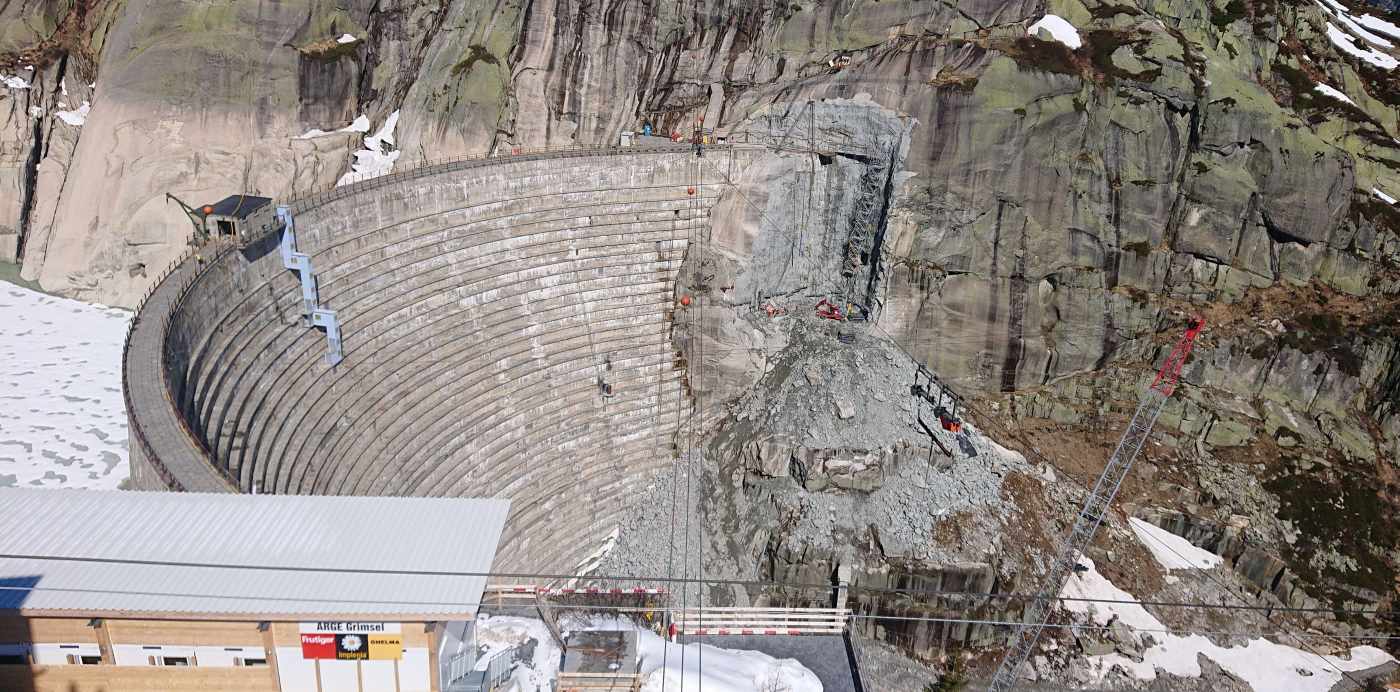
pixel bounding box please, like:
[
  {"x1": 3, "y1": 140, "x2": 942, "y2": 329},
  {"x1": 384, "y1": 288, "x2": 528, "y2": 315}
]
[
  {"x1": 671, "y1": 606, "x2": 848, "y2": 635},
  {"x1": 122, "y1": 237, "x2": 242, "y2": 491},
  {"x1": 286, "y1": 143, "x2": 720, "y2": 216}
]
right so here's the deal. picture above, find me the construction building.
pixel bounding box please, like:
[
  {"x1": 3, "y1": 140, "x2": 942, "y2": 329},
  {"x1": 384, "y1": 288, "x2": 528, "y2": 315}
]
[{"x1": 0, "y1": 488, "x2": 509, "y2": 692}]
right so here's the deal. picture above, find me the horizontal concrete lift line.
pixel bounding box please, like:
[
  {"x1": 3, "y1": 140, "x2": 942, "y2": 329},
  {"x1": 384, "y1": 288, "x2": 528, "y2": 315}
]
[{"x1": 276, "y1": 205, "x2": 343, "y2": 366}]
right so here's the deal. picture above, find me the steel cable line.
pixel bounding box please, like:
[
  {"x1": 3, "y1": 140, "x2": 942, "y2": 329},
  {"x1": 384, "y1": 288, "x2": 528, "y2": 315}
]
[
  {"x1": 0, "y1": 552, "x2": 1393, "y2": 618},
  {"x1": 0, "y1": 585, "x2": 1393, "y2": 644}
]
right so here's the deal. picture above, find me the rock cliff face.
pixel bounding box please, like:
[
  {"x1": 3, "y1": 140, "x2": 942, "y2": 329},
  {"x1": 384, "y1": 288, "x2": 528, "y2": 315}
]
[{"x1": 3, "y1": 0, "x2": 1400, "y2": 656}]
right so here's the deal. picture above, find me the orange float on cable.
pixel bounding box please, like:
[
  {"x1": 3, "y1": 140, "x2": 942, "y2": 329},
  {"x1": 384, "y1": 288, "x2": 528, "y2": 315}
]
[
  {"x1": 679, "y1": 295, "x2": 692, "y2": 307},
  {"x1": 687, "y1": 187, "x2": 695, "y2": 195},
  {"x1": 201, "y1": 205, "x2": 214, "y2": 214}
]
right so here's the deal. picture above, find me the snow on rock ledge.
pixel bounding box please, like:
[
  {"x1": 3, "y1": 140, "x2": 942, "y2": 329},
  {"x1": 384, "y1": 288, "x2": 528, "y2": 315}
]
[
  {"x1": 55, "y1": 101, "x2": 91, "y2": 127},
  {"x1": 1326, "y1": 22, "x2": 1399, "y2": 69},
  {"x1": 1128, "y1": 518, "x2": 1223, "y2": 570},
  {"x1": 337, "y1": 111, "x2": 401, "y2": 187},
  {"x1": 1028, "y1": 15, "x2": 1082, "y2": 49}
]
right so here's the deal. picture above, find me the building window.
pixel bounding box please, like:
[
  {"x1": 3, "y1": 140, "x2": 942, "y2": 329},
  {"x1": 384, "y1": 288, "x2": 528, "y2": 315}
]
[
  {"x1": 161, "y1": 656, "x2": 190, "y2": 667},
  {"x1": 64, "y1": 654, "x2": 101, "y2": 665},
  {"x1": 239, "y1": 658, "x2": 268, "y2": 667}
]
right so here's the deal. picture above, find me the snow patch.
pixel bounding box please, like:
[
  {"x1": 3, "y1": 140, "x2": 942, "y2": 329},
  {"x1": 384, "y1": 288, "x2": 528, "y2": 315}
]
[
  {"x1": 1063, "y1": 556, "x2": 1393, "y2": 691},
  {"x1": 296, "y1": 114, "x2": 372, "y2": 140},
  {"x1": 0, "y1": 282, "x2": 133, "y2": 490},
  {"x1": 1373, "y1": 187, "x2": 1397, "y2": 204},
  {"x1": 1128, "y1": 518, "x2": 1223, "y2": 570},
  {"x1": 1326, "y1": 22, "x2": 1399, "y2": 69},
  {"x1": 27, "y1": 106, "x2": 44, "y2": 118},
  {"x1": 1028, "y1": 14, "x2": 1082, "y2": 49},
  {"x1": 1318, "y1": 0, "x2": 1394, "y2": 47},
  {"x1": 55, "y1": 101, "x2": 90, "y2": 127},
  {"x1": 478, "y1": 615, "x2": 823, "y2": 692},
  {"x1": 985, "y1": 437, "x2": 1027, "y2": 465},
  {"x1": 337, "y1": 111, "x2": 401, "y2": 186},
  {"x1": 576, "y1": 618, "x2": 821, "y2": 692},
  {"x1": 1313, "y1": 82, "x2": 1357, "y2": 105},
  {"x1": 475, "y1": 615, "x2": 562, "y2": 692},
  {"x1": 1354, "y1": 12, "x2": 1400, "y2": 41},
  {"x1": 60, "y1": 78, "x2": 67, "y2": 96},
  {"x1": 2, "y1": 74, "x2": 31, "y2": 89},
  {"x1": 337, "y1": 33, "x2": 358, "y2": 44},
  {"x1": 639, "y1": 641, "x2": 823, "y2": 692},
  {"x1": 570, "y1": 526, "x2": 620, "y2": 582}
]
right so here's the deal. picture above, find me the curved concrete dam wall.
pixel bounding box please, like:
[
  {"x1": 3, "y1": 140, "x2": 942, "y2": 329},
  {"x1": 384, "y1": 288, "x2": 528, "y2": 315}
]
[{"x1": 126, "y1": 146, "x2": 757, "y2": 572}]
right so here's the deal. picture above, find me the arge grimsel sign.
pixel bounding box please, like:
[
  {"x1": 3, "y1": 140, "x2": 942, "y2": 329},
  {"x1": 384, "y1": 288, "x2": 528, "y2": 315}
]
[{"x1": 300, "y1": 622, "x2": 402, "y2": 660}]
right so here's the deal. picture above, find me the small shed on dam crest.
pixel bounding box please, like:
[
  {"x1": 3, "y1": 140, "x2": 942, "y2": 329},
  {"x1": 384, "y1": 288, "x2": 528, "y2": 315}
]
[{"x1": 0, "y1": 488, "x2": 510, "y2": 692}]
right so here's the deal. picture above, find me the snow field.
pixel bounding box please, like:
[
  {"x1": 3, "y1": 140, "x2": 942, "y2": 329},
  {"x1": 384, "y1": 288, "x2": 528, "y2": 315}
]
[
  {"x1": 0, "y1": 282, "x2": 132, "y2": 489},
  {"x1": 1061, "y1": 556, "x2": 1393, "y2": 691}
]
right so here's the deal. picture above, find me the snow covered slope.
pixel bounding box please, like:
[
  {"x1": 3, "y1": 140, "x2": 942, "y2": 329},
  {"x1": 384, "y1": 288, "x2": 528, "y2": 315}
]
[
  {"x1": 1062, "y1": 556, "x2": 1393, "y2": 691},
  {"x1": 0, "y1": 281, "x2": 131, "y2": 489}
]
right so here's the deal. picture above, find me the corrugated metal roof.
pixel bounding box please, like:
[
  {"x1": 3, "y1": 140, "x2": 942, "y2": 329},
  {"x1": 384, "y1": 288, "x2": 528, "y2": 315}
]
[
  {"x1": 0, "y1": 489, "x2": 510, "y2": 618},
  {"x1": 204, "y1": 194, "x2": 272, "y2": 219}
]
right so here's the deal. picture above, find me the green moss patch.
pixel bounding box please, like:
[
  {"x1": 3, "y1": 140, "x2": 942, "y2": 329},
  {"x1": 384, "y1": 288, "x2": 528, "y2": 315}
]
[
  {"x1": 1265, "y1": 458, "x2": 1398, "y2": 606},
  {"x1": 1089, "y1": 3, "x2": 1143, "y2": 19},
  {"x1": 1085, "y1": 29, "x2": 1160, "y2": 82},
  {"x1": 999, "y1": 36, "x2": 1080, "y2": 76},
  {"x1": 1211, "y1": 0, "x2": 1248, "y2": 29},
  {"x1": 1352, "y1": 193, "x2": 1400, "y2": 238},
  {"x1": 995, "y1": 29, "x2": 1164, "y2": 85},
  {"x1": 451, "y1": 44, "x2": 500, "y2": 77},
  {"x1": 299, "y1": 36, "x2": 361, "y2": 62}
]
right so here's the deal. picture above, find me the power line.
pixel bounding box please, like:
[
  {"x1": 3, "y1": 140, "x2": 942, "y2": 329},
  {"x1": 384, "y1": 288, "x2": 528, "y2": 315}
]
[
  {"x1": 0, "y1": 552, "x2": 1393, "y2": 619},
  {"x1": 0, "y1": 584, "x2": 1393, "y2": 644},
  {"x1": 849, "y1": 612, "x2": 1400, "y2": 642}
]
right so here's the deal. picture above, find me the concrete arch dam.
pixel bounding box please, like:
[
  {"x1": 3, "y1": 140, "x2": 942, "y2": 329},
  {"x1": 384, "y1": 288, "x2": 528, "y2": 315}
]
[{"x1": 125, "y1": 146, "x2": 759, "y2": 573}]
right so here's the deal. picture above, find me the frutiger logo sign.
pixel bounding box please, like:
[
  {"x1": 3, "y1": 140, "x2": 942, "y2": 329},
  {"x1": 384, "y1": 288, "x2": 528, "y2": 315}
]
[
  {"x1": 300, "y1": 630, "x2": 402, "y2": 660},
  {"x1": 300, "y1": 633, "x2": 337, "y2": 659}
]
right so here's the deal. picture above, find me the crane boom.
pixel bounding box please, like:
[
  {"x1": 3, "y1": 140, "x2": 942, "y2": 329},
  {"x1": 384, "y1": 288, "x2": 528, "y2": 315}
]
[{"x1": 986, "y1": 317, "x2": 1205, "y2": 691}]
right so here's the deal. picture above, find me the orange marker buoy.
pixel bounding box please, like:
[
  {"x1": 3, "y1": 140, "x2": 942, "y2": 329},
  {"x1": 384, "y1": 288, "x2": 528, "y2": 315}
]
[
  {"x1": 687, "y1": 187, "x2": 695, "y2": 195},
  {"x1": 201, "y1": 205, "x2": 214, "y2": 215},
  {"x1": 680, "y1": 295, "x2": 692, "y2": 307}
]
